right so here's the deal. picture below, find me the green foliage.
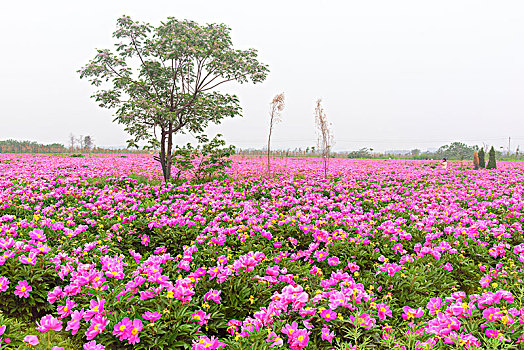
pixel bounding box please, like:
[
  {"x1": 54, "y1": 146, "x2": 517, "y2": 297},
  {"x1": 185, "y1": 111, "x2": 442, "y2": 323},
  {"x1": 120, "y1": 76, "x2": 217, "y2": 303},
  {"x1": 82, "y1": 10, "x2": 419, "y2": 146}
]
[
  {"x1": 171, "y1": 134, "x2": 235, "y2": 182},
  {"x1": 171, "y1": 143, "x2": 198, "y2": 181},
  {"x1": 478, "y1": 148, "x2": 485, "y2": 168},
  {"x1": 193, "y1": 135, "x2": 235, "y2": 182},
  {"x1": 347, "y1": 148, "x2": 372, "y2": 159},
  {"x1": 486, "y1": 146, "x2": 497, "y2": 169},
  {"x1": 0, "y1": 139, "x2": 67, "y2": 153},
  {"x1": 127, "y1": 173, "x2": 163, "y2": 186},
  {"x1": 435, "y1": 141, "x2": 476, "y2": 160}
]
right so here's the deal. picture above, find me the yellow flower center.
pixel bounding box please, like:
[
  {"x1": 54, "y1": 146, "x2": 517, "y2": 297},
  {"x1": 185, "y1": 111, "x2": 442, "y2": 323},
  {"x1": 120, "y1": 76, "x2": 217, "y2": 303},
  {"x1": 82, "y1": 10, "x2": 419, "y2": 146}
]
[
  {"x1": 119, "y1": 324, "x2": 126, "y2": 331},
  {"x1": 131, "y1": 328, "x2": 138, "y2": 335}
]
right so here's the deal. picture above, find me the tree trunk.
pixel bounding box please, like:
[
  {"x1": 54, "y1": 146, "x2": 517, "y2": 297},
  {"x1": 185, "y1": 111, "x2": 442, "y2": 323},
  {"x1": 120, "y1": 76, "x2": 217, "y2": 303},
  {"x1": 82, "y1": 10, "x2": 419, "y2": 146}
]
[
  {"x1": 159, "y1": 131, "x2": 168, "y2": 183},
  {"x1": 166, "y1": 122, "x2": 173, "y2": 180}
]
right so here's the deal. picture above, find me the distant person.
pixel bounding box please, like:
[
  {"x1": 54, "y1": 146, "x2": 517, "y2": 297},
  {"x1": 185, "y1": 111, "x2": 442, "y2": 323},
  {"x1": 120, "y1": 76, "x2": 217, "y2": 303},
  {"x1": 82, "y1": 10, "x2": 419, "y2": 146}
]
[{"x1": 440, "y1": 158, "x2": 447, "y2": 170}]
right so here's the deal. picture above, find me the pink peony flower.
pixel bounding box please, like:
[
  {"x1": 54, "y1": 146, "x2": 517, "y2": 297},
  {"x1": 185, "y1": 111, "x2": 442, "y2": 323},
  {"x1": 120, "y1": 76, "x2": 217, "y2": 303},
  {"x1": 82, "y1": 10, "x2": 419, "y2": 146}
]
[
  {"x1": 485, "y1": 328, "x2": 499, "y2": 338},
  {"x1": 320, "y1": 309, "x2": 337, "y2": 322},
  {"x1": 19, "y1": 252, "x2": 38, "y2": 265},
  {"x1": 23, "y1": 335, "x2": 39, "y2": 345},
  {"x1": 47, "y1": 286, "x2": 63, "y2": 304},
  {"x1": 267, "y1": 331, "x2": 284, "y2": 348},
  {"x1": 426, "y1": 297, "x2": 442, "y2": 315},
  {"x1": 84, "y1": 297, "x2": 105, "y2": 321},
  {"x1": 191, "y1": 310, "x2": 210, "y2": 326},
  {"x1": 376, "y1": 303, "x2": 392, "y2": 320},
  {"x1": 314, "y1": 250, "x2": 328, "y2": 261},
  {"x1": 14, "y1": 280, "x2": 32, "y2": 298},
  {"x1": 36, "y1": 315, "x2": 63, "y2": 332},
  {"x1": 142, "y1": 311, "x2": 162, "y2": 322},
  {"x1": 66, "y1": 309, "x2": 85, "y2": 335},
  {"x1": 83, "y1": 340, "x2": 105, "y2": 350},
  {"x1": 402, "y1": 306, "x2": 424, "y2": 321},
  {"x1": 57, "y1": 298, "x2": 76, "y2": 318},
  {"x1": 350, "y1": 313, "x2": 376, "y2": 329},
  {"x1": 128, "y1": 319, "x2": 143, "y2": 345},
  {"x1": 204, "y1": 289, "x2": 222, "y2": 304},
  {"x1": 321, "y1": 324, "x2": 335, "y2": 342},
  {"x1": 191, "y1": 335, "x2": 226, "y2": 349},
  {"x1": 289, "y1": 328, "x2": 310, "y2": 349},
  {"x1": 327, "y1": 256, "x2": 340, "y2": 266},
  {"x1": 0, "y1": 276, "x2": 9, "y2": 292},
  {"x1": 113, "y1": 317, "x2": 132, "y2": 341},
  {"x1": 480, "y1": 274, "x2": 492, "y2": 288},
  {"x1": 85, "y1": 315, "x2": 108, "y2": 340},
  {"x1": 281, "y1": 321, "x2": 299, "y2": 337}
]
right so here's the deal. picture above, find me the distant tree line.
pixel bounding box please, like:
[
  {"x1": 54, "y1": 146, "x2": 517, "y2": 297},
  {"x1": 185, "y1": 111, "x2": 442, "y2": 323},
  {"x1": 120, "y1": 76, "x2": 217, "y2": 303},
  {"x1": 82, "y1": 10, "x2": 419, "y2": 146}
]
[
  {"x1": 0, "y1": 140, "x2": 67, "y2": 153},
  {"x1": 408, "y1": 142, "x2": 517, "y2": 161},
  {"x1": 238, "y1": 141, "x2": 522, "y2": 162},
  {"x1": 0, "y1": 138, "x2": 148, "y2": 154}
]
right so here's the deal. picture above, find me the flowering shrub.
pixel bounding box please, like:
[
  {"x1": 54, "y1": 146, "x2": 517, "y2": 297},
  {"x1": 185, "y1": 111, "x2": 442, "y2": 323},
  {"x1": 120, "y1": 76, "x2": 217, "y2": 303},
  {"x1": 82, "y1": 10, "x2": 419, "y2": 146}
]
[{"x1": 0, "y1": 154, "x2": 524, "y2": 349}]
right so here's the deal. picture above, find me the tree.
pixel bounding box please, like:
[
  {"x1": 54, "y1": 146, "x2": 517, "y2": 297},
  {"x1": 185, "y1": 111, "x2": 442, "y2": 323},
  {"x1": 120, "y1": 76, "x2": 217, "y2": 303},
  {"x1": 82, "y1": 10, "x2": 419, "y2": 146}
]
[
  {"x1": 267, "y1": 93, "x2": 285, "y2": 176},
  {"x1": 77, "y1": 135, "x2": 85, "y2": 151},
  {"x1": 79, "y1": 16, "x2": 269, "y2": 182},
  {"x1": 314, "y1": 99, "x2": 333, "y2": 179},
  {"x1": 411, "y1": 149, "x2": 421, "y2": 156},
  {"x1": 347, "y1": 148, "x2": 372, "y2": 159},
  {"x1": 473, "y1": 151, "x2": 479, "y2": 170},
  {"x1": 436, "y1": 142, "x2": 475, "y2": 160},
  {"x1": 84, "y1": 136, "x2": 94, "y2": 151},
  {"x1": 69, "y1": 133, "x2": 76, "y2": 151},
  {"x1": 478, "y1": 148, "x2": 485, "y2": 169},
  {"x1": 486, "y1": 146, "x2": 497, "y2": 169}
]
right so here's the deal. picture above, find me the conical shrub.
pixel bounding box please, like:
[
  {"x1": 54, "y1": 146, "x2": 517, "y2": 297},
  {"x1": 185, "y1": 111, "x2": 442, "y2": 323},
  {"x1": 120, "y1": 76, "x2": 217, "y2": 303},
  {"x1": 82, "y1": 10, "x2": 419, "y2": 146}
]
[
  {"x1": 478, "y1": 149, "x2": 485, "y2": 169},
  {"x1": 486, "y1": 146, "x2": 497, "y2": 169}
]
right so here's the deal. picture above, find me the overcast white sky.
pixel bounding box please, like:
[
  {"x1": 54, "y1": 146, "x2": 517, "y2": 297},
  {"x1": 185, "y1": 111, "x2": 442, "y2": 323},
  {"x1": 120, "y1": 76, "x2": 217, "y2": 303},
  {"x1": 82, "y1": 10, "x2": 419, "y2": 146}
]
[{"x1": 1, "y1": 0, "x2": 523, "y2": 152}]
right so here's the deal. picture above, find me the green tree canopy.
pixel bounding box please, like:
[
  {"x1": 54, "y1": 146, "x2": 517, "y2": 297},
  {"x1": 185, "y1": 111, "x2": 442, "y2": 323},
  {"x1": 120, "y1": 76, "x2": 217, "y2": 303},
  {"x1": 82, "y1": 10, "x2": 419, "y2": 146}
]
[
  {"x1": 435, "y1": 142, "x2": 476, "y2": 160},
  {"x1": 79, "y1": 16, "x2": 269, "y2": 181}
]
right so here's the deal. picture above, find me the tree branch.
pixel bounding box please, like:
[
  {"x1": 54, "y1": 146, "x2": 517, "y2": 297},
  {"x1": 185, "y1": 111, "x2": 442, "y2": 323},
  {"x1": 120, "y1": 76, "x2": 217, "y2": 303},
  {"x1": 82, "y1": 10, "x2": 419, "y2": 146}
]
[{"x1": 130, "y1": 33, "x2": 166, "y2": 107}]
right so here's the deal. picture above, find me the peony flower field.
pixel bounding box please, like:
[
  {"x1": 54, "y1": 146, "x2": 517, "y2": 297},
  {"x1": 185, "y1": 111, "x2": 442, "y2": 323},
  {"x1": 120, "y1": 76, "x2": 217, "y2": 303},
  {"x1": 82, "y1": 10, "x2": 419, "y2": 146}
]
[{"x1": 1, "y1": 154, "x2": 524, "y2": 349}]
